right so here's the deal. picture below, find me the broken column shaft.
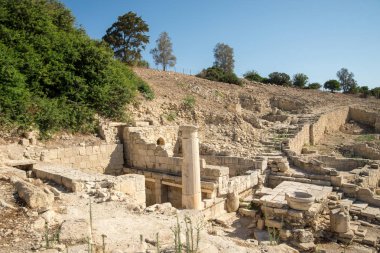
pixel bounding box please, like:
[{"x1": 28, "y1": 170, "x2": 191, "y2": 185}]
[{"x1": 180, "y1": 125, "x2": 202, "y2": 210}]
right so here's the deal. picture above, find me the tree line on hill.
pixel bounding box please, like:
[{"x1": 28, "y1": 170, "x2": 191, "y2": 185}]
[
  {"x1": 1, "y1": 2, "x2": 378, "y2": 138},
  {"x1": 102, "y1": 11, "x2": 379, "y2": 99}
]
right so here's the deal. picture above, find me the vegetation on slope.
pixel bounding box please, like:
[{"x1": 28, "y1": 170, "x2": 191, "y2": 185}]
[{"x1": 0, "y1": 0, "x2": 152, "y2": 138}]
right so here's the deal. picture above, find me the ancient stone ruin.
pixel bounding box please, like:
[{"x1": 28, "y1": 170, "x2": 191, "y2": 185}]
[{"x1": 1, "y1": 100, "x2": 380, "y2": 252}]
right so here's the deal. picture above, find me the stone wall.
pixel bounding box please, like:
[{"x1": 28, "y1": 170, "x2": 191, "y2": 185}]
[
  {"x1": 201, "y1": 155, "x2": 267, "y2": 176},
  {"x1": 310, "y1": 107, "x2": 349, "y2": 145},
  {"x1": 349, "y1": 107, "x2": 380, "y2": 132},
  {"x1": 33, "y1": 163, "x2": 146, "y2": 206},
  {"x1": 352, "y1": 143, "x2": 380, "y2": 160},
  {"x1": 316, "y1": 155, "x2": 369, "y2": 171},
  {"x1": 123, "y1": 126, "x2": 181, "y2": 173},
  {"x1": 41, "y1": 144, "x2": 124, "y2": 175},
  {"x1": 287, "y1": 124, "x2": 310, "y2": 154}
]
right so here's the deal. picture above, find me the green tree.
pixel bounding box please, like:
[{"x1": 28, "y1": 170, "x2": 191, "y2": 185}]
[
  {"x1": 371, "y1": 87, "x2": 380, "y2": 99},
  {"x1": 213, "y1": 43, "x2": 234, "y2": 73},
  {"x1": 243, "y1": 70, "x2": 263, "y2": 82},
  {"x1": 358, "y1": 86, "x2": 369, "y2": 98},
  {"x1": 307, "y1": 82, "x2": 321, "y2": 90},
  {"x1": 324, "y1": 79, "x2": 341, "y2": 93},
  {"x1": 336, "y1": 68, "x2": 357, "y2": 93},
  {"x1": 0, "y1": 0, "x2": 151, "y2": 137},
  {"x1": 292, "y1": 73, "x2": 308, "y2": 88},
  {"x1": 150, "y1": 32, "x2": 176, "y2": 71},
  {"x1": 196, "y1": 66, "x2": 241, "y2": 85},
  {"x1": 103, "y1": 12, "x2": 149, "y2": 64},
  {"x1": 268, "y1": 72, "x2": 291, "y2": 86}
]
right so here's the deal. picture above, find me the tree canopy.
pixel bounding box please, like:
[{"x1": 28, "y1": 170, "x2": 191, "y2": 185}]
[
  {"x1": 336, "y1": 68, "x2": 357, "y2": 93},
  {"x1": 293, "y1": 73, "x2": 309, "y2": 88},
  {"x1": 308, "y1": 83, "x2": 321, "y2": 90},
  {"x1": 267, "y1": 72, "x2": 291, "y2": 86},
  {"x1": 324, "y1": 80, "x2": 341, "y2": 93},
  {"x1": 150, "y1": 32, "x2": 176, "y2": 71},
  {"x1": 243, "y1": 70, "x2": 263, "y2": 82},
  {"x1": 103, "y1": 12, "x2": 149, "y2": 65},
  {"x1": 213, "y1": 43, "x2": 234, "y2": 73},
  {"x1": 0, "y1": 0, "x2": 151, "y2": 137}
]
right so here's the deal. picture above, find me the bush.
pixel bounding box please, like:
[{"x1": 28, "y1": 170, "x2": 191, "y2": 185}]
[
  {"x1": 0, "y1": 0, "x2": 153, "y2": 137},
  {"x1": 307, "y1": 82, "x2": 321, "y2": 90},
  {"x1": 292, "y1": 73, "x2": 308, "y2": 88},
  {"x1": 183, "y1": 95, "x2": 196, "y2": 109},
  {"x1": 267, "y1": 72, "x2": 291, "y2": 86},
  {"x1": 324, "y1": 80, "x2": 341, "y2": 93},
  {"x1": 358, "y1": 86, "x2": 370, "y2": 98},
  {"x1": 243, "y1": 70, "x2": 263, "y2": 82},
  {"x1": 196, "y1": 66, "x2": 241, "y2": 85},
  {"x1": 371, "y1": 87, "x2": 380, "y2": 99}
]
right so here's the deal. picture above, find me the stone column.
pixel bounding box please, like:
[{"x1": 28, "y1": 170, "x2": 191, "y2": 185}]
[{"x1": 180, "y1": 125, "x2": 202, "y2": 210}]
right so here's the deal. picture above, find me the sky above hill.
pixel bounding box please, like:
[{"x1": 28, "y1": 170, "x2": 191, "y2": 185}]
[{"x1": 61, "y1": 0, "x2": 380, "y2": 88}]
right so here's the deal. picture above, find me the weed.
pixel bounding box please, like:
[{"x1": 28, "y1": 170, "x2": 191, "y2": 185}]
[
  {"x1": 102, "y1": 234, "x2": 107, "y2": 253},
  {"x1": 156, "y1": 232, "x2": 160, "y2": 253},
  {"x1": 171, "y1": 215, "x2": 203, "y2": 253},
  {"x1": 45, "y1": 222, "x2": 50, "y2": 248},
  {"x1": 213, "y1": 90, "x2": 225, "y2": 98},
  {"x1": 165, "y1": 111, "x2": 177, "y2": 121},
  {"x1": 87, "y1": 237, "x2": 92, "y2": 253},
  {"x1": 263, "y1": 203, "x2": 280, "y2": 246},
  {"x1": 177, "y1": 82, "x2": 187, "y2": 88},
  {"x1": 89, "y1": 198, "x2": 93, "y2": 233},
  {"x1": 183, "y1": 95, "x2": 196, "y2": 109},
  {"x1": 356, "y1": 134, "x2": 376, "y2": 142}
]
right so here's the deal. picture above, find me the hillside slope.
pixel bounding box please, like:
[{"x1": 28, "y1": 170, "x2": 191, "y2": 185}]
[{"x1": 130, "y1": 68, "x2": 380, "y2": 157}]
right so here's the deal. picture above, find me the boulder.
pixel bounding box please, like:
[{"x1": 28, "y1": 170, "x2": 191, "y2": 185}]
[{"x1": 14, "y1": 180, "x2": 54, "y2": 210}]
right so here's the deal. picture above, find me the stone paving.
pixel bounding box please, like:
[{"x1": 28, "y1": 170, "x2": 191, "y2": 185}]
[{"x1": 259, "y1": 181, "x2": 332, "y2": 208}]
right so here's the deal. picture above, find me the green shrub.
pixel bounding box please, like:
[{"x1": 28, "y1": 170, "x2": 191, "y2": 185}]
[
  {"x1": 371, "y1": 87, "x2": 380, "y2": 99},
  {"x1": 165, "y1": 111, "x2": 177, "y2": 121},
  {"x1": 183, "y1": 95, "x2": 196, "y2": 109},
  {"x1": 136, "y1": 78, "x2": 155, "y2": 100},
  {"x1": 243, "y1": 70, "x2": 263, "y2": 82},
  {"x1": 358, "y1": 86, "x2": 370, "y2": 98},
  {"x1": 307, "y1": 82, "x2": 321, "y2": 90},
  {"x1": 0, "y1": 0, "x2": 153, "y2": 137},
  {"x1": 196, "y1": 66, "x2": 241, "y2": 85},
  {"x1": 267, "y1": 72, "x2": 292, "y2": 86},
  {"x1": 292, "y1": 73, "x2": 308, "y2": 88}
]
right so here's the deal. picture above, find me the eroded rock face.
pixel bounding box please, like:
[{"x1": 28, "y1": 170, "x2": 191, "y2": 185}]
[
  {"x1": 226, "y1": 191, "x2": 239, "y2": 213},
  {"x1": 14, "y1": 180, "x2": 54, "y2": 210}
]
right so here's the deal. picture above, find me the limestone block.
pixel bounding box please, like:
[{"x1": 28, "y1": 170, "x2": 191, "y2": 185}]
[
  {"x1": 265, "y1": 219, "x2": 283, "y2": 229},
  {"x1": 239, "y1": 208, "x2": 257, "y2": 217},
  {"x1": 330, "y1": 206, "x2": 350, "y2": 233},
  {"x1": 14, "y1": 180, "x2": 54, "y2": 210},
  {"x1": 331, "y1": 175, "x2": 343, "y2": 187}
]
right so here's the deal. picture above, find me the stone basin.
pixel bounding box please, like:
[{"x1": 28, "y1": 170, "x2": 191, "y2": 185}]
[{"x1": 285, "y1": 191, "x2": 315, "y2": 211}]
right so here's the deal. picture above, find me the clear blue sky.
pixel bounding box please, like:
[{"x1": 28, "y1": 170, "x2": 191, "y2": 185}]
[{"x1": 61, "y1": 0, "x2": 380, "y2": 88}]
